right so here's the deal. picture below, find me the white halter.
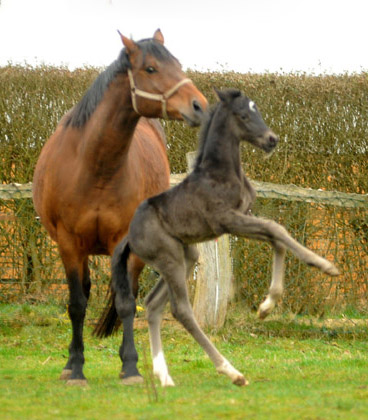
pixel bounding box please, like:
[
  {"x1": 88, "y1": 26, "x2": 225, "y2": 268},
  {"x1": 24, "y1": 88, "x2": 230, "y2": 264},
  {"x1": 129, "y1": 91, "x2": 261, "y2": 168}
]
[{"x1": 127, "y1": 68, "x2": 193, "y2": 119}]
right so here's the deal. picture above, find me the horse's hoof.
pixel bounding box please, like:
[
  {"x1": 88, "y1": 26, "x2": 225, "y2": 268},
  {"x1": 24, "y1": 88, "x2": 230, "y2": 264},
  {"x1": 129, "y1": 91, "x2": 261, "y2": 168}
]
[
  {"x1": 66, "y1": 378, "x2": 88, "y2": 386},
  {"x1": 59, "y1": 369, "x2": 72, "y2": 380},
  {"x1": 121, "y1": 375, "x2": 144, "y2": 385}
]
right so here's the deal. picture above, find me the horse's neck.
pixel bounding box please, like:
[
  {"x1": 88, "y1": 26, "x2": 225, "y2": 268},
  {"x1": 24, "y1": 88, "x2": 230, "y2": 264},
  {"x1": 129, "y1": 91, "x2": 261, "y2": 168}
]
[
  {"x1": 79, "y1": 74, "x2": 139, "y2": 178},
  {"x1": 200, "y1": 110, "x2": 242, "y2": 179}
]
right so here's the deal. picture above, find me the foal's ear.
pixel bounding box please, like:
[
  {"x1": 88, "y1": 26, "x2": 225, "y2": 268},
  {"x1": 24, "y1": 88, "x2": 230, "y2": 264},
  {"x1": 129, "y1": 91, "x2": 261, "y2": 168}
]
[
  {"x1": 214, "y1": 88, "x2": 225, "y2": 102},
  {"x1": 118, "y1": 31, "x2": 138, "y2": 55},
  {"x1": 153, "y1": 29, "x2": 164, "y2": 45},
  {"x1": 214, "y1": 88, "x2": 241, "y2": 105}
]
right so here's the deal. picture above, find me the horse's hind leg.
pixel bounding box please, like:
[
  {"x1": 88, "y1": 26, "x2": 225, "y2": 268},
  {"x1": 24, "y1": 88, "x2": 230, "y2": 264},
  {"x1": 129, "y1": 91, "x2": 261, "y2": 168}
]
[
  {"x1": 59, "y1": 251, "x2": 89, "y2": 385},
  {"x1": 258, "y1": 245, "x2": 286, "y2": 319},
  {"x1": 115, "y1": 253, "x2": 144, "y2": 384}
]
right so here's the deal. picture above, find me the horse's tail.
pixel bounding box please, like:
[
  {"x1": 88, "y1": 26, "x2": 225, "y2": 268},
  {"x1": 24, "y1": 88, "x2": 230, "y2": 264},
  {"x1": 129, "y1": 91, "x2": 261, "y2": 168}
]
[{"x1": 93, "y1": 237, "x2": 134, "y2": 338}]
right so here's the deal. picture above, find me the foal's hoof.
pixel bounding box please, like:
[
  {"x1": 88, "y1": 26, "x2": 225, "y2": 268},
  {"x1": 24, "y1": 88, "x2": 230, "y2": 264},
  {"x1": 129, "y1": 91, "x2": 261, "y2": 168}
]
[
  {"x1": 324, "y1": 262, "x2": 340, "y2": 277},
  {"x1": 233, "y1": 375, "x2": 249, "y2": 387},
  {"x1": 66, "y1": 378, "x2": 88, "y2": 387},
  {"x1": 59, "y1": 369, "x2": 72, "y2": 380},
  {"x1": 257, "y1": 298, "x2": 275, "y2": 320},
  {"x1": 257, "y1": 308, "x2": 271, "y2": 320}
]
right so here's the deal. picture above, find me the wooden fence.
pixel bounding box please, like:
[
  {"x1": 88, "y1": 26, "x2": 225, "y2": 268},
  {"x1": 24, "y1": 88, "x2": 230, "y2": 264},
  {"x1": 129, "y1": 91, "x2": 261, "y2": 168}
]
[{"x1": 1, "y1": 156, "x2": 367, "y2": 327}]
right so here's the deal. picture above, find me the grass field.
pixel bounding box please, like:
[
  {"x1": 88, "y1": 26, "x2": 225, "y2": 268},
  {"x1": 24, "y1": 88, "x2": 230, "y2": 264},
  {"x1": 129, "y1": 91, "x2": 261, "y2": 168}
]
[{"x1": 1, "y1": 302, "x2": 367, "y2": 419}]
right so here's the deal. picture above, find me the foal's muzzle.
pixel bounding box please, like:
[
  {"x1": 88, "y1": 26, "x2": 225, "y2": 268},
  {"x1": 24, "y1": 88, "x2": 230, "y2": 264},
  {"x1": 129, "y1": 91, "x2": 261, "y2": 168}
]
[{"x1": 262, "y1": 130, "x2": 279, "y2": 153}]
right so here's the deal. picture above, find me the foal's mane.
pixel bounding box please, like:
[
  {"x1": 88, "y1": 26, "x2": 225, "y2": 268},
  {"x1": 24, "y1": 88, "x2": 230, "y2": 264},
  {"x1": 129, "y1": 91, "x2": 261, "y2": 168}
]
[
  {"x1": 194, "y1": 101, "x2": 222, "y2": 168},
  {"x1": 64, "y1": 38, "x2": 178, "y2": 128}
]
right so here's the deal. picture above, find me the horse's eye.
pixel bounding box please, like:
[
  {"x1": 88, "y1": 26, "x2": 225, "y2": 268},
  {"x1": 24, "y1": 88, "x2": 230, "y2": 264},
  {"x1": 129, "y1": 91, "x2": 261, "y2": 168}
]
[{"x1": 145, "y1": 66, "x2": 157, "y2": 74}]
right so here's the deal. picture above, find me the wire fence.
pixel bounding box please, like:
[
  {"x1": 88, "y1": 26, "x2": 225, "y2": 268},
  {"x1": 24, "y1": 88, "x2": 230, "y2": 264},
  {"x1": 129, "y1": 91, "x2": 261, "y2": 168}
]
[
  {"x1": 1, "y1": 181, "x2": 367, "y2": 315},
  {"x1": 1, "y1": 65, "x2": 367, "y2": 314}
]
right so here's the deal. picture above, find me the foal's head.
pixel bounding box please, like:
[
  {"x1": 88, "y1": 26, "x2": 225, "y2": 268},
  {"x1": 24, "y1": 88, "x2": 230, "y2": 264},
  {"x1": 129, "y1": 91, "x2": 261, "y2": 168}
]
[
  {"x1": 121, "y1": 29, "x2": 207, "y2": 125},
  {"x1": 216, "y1": 89, "x2": 278, "y2": 153}
]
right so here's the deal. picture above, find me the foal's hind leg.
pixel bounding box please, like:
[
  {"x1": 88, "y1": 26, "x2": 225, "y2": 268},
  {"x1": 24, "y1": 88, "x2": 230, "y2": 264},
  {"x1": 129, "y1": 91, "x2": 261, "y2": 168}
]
[
  {"x1": 145, "y1": 278, "x2": 173, "y2": 386},
  {"x1": 145, "y1": 245, "x2": 199, "y2": 387},
  {"x1": 154, "y1": 246, "x2": 246, "y2": 386}
]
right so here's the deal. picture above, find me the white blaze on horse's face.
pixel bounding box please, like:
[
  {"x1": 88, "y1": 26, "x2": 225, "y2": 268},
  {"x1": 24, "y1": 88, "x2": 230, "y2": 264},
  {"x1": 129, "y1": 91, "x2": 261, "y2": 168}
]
[{"x1": 249, "y1": 101, "x2": 256, "y2": 113}]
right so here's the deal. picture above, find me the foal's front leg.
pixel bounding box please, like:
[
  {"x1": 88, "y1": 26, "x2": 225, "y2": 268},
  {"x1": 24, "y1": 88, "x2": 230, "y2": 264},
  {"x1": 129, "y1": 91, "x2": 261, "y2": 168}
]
[
  {"x1": 221, "y1": 210, "x2": 339, "y2": 317},
  {"x1": 258, "y1": 245, "x2": 286, "y2": 319}
]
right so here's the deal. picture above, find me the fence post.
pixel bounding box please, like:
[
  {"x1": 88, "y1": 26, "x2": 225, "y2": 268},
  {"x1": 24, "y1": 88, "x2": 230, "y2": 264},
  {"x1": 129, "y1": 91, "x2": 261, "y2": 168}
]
[{"x1": 186, "y1": 152, "x2": 233, "y2": 329}]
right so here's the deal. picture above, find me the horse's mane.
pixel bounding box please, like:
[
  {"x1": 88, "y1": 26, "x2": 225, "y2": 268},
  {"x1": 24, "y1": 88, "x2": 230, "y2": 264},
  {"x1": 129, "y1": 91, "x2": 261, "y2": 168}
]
[{"x1": 64, "y1": 38, "x2": 178, "y2": 128}]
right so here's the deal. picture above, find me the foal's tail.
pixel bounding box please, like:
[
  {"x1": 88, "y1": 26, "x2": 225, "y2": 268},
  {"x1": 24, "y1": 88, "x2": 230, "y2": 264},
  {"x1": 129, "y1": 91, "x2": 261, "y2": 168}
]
[{"x1": 93, "y1": 237, "x2": 134, "y2": 338}]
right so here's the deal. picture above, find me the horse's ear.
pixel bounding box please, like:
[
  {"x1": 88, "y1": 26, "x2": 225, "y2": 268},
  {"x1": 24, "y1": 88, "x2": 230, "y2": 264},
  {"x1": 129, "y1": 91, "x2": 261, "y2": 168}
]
[
  {"x1": 118, "y1": 31, "x2": 138, "y2": 54},
  {"x1": 153, "y1": 29, "x2": 164, "y2": 45}
]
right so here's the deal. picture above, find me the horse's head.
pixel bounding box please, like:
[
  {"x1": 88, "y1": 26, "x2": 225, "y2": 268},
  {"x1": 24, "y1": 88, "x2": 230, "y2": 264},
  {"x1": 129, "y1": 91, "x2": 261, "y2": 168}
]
[
  {"x1": 120, "y1": 29, "x2": 207, "y2": 126},
  {"x1": 215, "y1": 89, "x2": 278, "y2": 153}
]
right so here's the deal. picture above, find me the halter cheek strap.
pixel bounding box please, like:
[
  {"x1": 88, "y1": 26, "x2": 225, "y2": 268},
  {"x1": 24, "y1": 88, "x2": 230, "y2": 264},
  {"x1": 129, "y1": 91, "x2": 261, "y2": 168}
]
[{"x1": 127, "y1": 68, "x2": 193, "y2": 119}]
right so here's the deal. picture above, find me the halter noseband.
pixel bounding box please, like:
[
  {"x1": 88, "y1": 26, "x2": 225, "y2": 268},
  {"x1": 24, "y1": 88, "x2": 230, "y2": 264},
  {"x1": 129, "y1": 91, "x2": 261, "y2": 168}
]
[{"x1": 127, "y1": 68, "x2": 193, "y2": 119}]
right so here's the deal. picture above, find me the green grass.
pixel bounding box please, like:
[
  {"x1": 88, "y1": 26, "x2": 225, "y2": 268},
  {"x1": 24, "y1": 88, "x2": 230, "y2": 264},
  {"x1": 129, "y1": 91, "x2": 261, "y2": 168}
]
[{"x1": 1, "y1": 303, "x2": 367, "y2": 419}]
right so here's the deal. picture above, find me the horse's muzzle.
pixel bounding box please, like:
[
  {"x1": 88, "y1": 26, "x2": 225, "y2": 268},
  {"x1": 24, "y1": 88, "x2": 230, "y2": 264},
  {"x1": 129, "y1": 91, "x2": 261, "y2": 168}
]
[{"x1": 182, "y1": 99, "x2": 206, "y2": 127}]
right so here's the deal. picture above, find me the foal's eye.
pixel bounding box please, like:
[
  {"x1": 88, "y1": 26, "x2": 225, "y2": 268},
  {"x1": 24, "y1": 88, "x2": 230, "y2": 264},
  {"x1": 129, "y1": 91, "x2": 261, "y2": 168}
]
[{"x1": 145, "y1": 66, "x2": 157, "y2": 74}]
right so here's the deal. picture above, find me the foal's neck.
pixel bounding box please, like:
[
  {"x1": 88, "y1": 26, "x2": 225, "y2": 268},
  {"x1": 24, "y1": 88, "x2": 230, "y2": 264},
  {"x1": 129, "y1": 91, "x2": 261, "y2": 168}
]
[{"x1": 199, "y1": 107, "x2": 242, "y2": 179}]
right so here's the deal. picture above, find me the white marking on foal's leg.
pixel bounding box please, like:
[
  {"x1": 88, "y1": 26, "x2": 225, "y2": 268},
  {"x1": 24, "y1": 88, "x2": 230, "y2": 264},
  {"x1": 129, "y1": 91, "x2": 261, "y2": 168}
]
[
  {"x1": 216, "y1": 358, "x2": 248, "y2": 386},
  {"x1": 153, "y1": 351, "x2": 175, "y2": 387}
]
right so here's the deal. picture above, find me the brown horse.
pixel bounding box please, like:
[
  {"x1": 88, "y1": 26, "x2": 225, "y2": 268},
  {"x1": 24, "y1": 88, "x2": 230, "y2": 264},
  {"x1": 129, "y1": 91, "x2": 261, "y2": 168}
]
[{"x1": 32, "y1": 29, "x2": 207, "y2": 385}]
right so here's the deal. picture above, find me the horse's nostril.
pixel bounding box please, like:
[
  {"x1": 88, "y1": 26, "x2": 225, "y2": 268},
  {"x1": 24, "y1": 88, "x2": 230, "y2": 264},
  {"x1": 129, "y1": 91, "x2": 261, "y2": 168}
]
[{"x1": 192, "y1": 99, "x2": 203, "y2": 113}]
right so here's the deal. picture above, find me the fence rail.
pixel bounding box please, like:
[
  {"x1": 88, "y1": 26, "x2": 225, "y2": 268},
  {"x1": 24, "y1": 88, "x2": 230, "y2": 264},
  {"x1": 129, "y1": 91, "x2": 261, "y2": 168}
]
[{"x1": 1, "y1": 180, "x2": 367, "y2": 208}]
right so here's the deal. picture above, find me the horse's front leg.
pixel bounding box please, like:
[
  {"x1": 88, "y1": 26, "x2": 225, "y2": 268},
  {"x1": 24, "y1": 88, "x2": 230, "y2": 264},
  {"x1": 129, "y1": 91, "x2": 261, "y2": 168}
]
[{"x1": 59, "y1": 253, "x2": 90, "y2": 386}]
